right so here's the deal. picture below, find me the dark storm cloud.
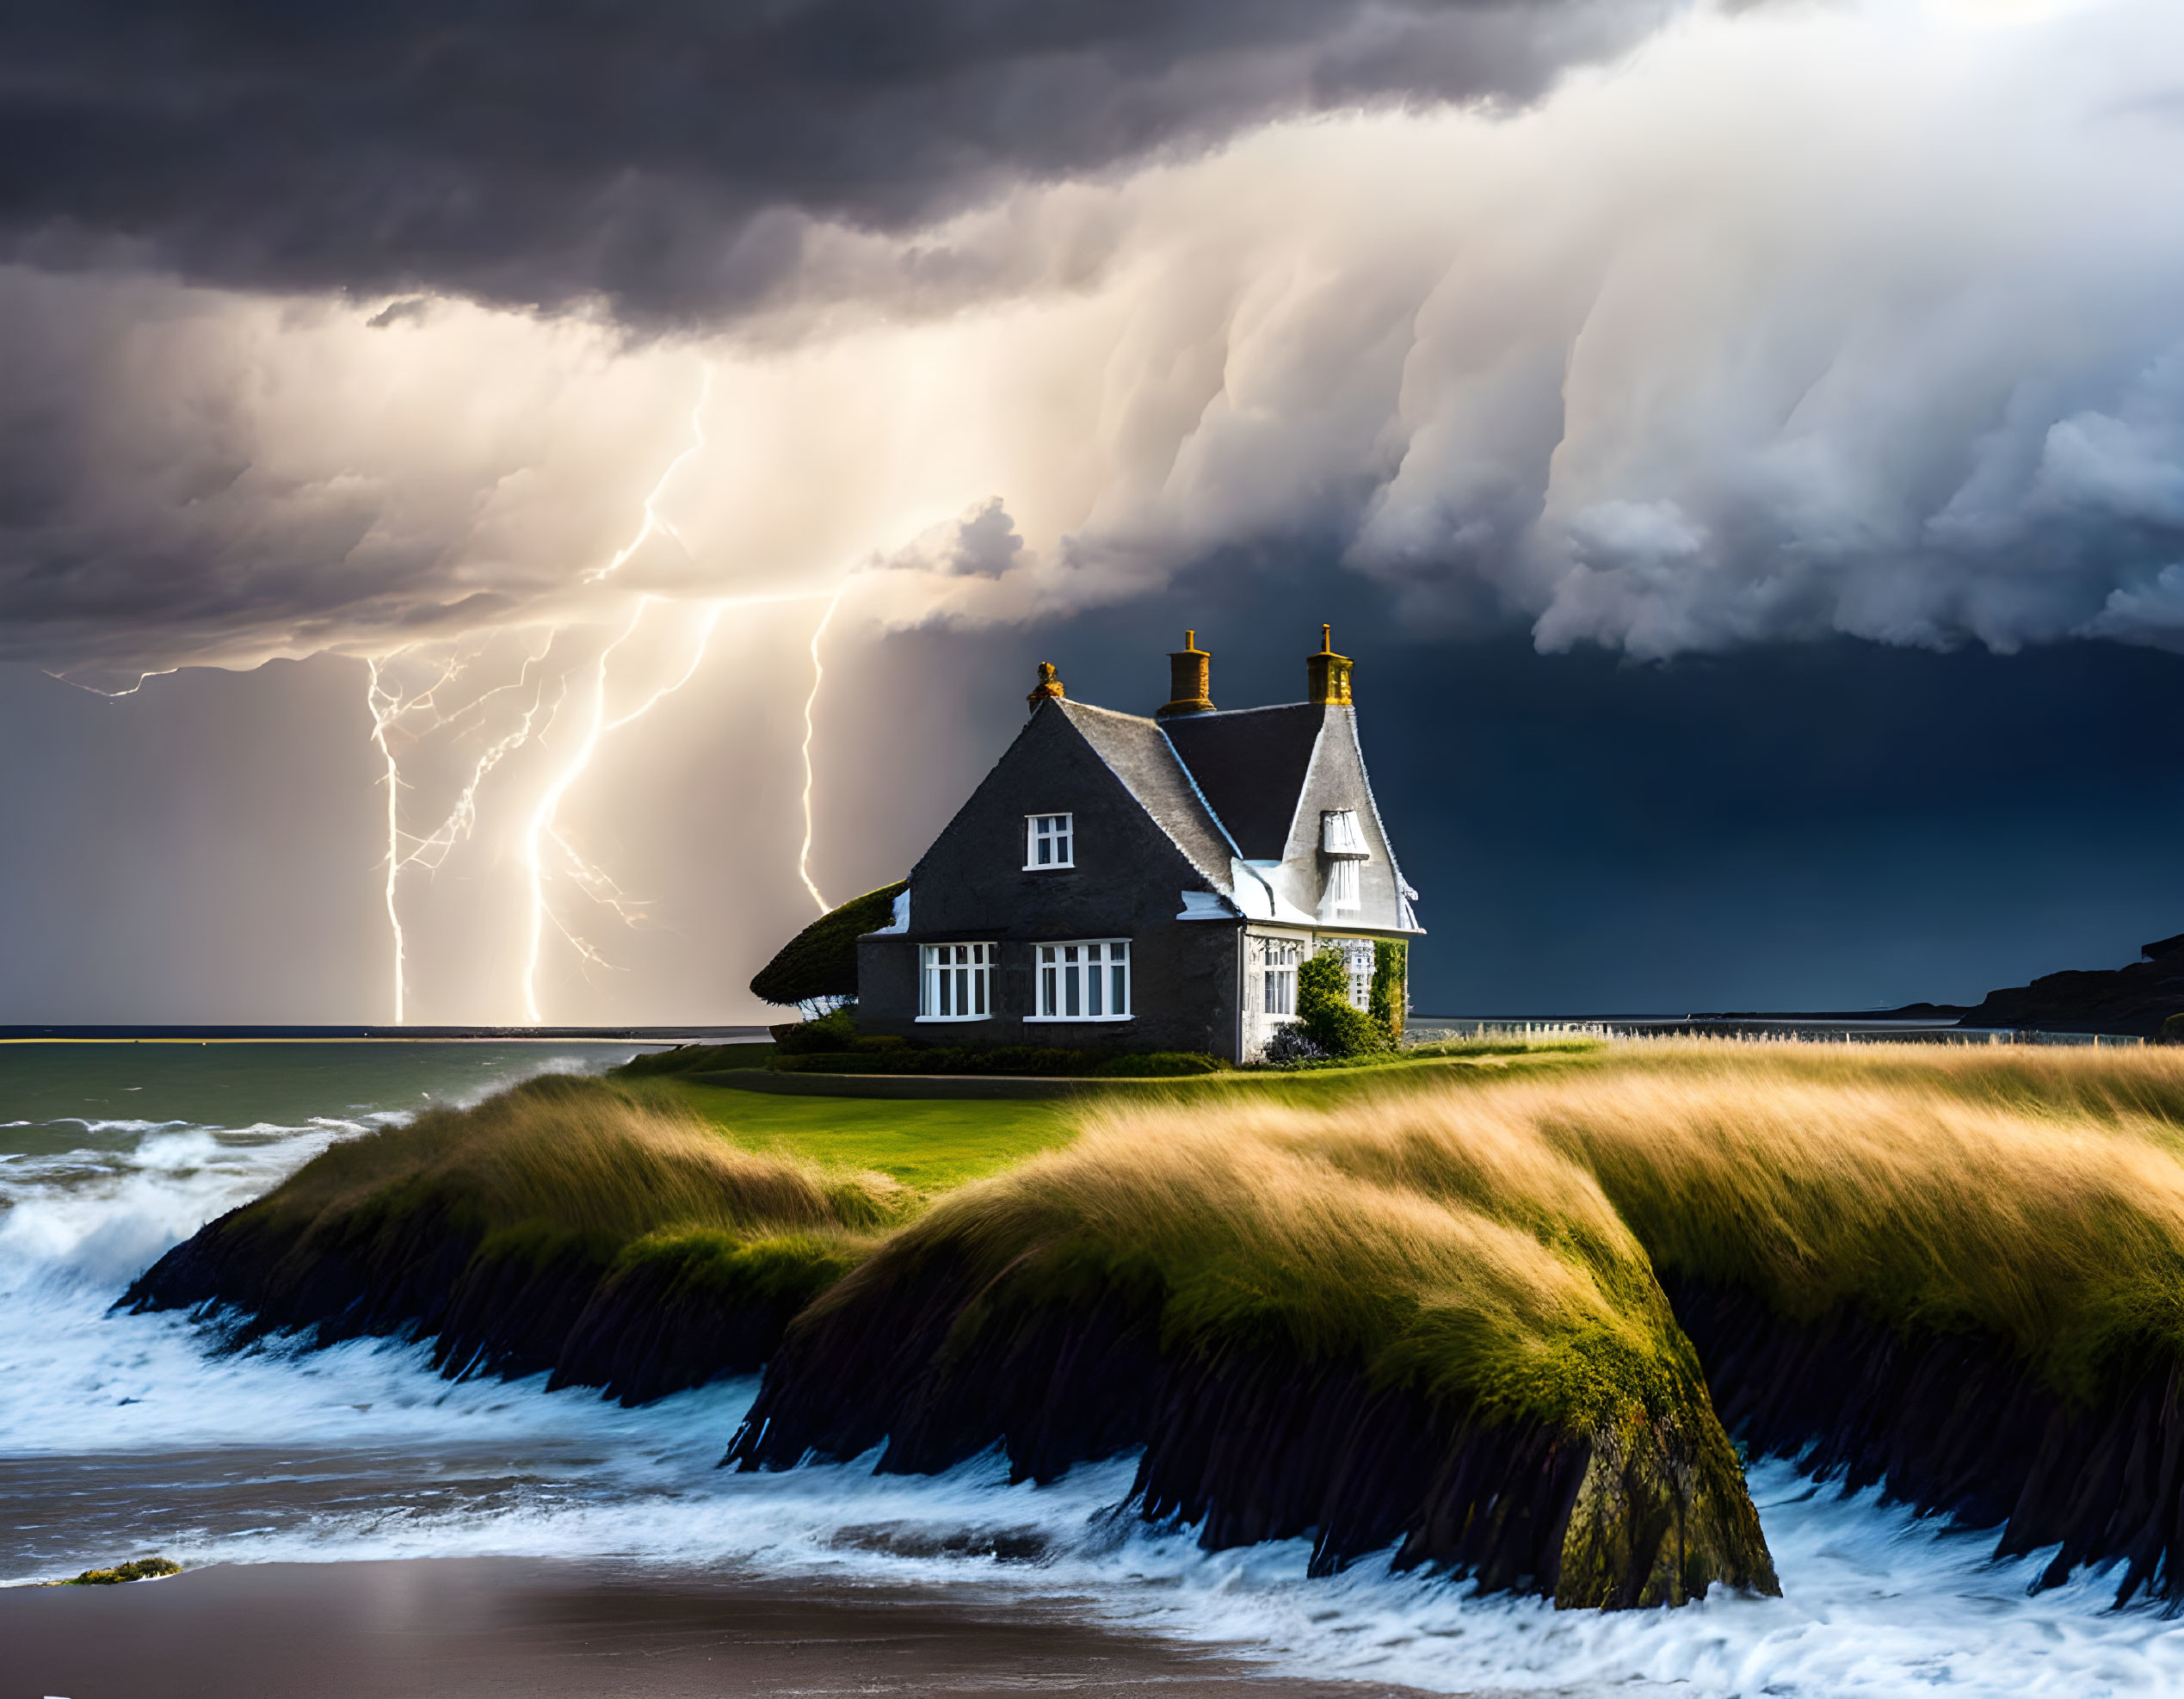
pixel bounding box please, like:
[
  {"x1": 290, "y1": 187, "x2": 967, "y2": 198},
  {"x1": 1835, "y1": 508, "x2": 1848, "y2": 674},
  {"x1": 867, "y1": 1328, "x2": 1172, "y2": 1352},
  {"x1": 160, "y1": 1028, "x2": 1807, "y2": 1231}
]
[
  {"x1": 0, "y1": 0, "x2": 1665, "y2": 318},
  {"x1": 988, "y1": 564, "x2": 2184, "y2": 1017}
]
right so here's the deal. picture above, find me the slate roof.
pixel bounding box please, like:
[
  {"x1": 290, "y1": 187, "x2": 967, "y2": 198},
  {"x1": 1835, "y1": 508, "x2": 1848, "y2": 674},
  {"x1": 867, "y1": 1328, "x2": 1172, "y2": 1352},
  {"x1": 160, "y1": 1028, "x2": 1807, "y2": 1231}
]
[
  {"x1": 1055, "y1": 701, "x2": 1238, "y2": 890},
  {"x1": 1157, "y1": 704, "x2": 1326, "y2": 861},
  {"x1": 1049, "y1": 695, "x2": 1419, "y2": 931}
]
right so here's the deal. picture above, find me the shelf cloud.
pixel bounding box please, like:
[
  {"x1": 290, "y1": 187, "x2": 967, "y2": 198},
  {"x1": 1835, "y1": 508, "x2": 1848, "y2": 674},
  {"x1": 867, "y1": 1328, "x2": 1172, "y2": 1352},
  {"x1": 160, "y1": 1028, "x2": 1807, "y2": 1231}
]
[
  {"x1": 7, "y1": 0, "x2": 2184, "y2": 683},
  {"x1": 0, "y1": 0, "x2": 1667, "y2": 319}
]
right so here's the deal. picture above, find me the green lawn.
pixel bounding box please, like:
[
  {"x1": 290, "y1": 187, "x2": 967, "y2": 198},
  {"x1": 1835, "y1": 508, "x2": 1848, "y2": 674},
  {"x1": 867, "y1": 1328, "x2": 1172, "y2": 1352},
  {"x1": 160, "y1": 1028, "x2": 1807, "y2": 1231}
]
[
  {"x1": 626, "y1": 1043, "x2": 1605, "y2": 1191},
  {"x1": 632, "y1": 1080, "x2": 1080, "y2": 1190}
]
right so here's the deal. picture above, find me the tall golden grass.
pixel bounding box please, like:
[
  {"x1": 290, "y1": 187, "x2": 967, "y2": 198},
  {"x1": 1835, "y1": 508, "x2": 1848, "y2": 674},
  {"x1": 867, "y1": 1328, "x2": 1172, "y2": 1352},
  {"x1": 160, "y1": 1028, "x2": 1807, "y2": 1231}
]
[
  {"x1": 240, "y1": 1073, "x2": 905, "y2": 1279},
  {"x1": 823, "y1": 1084, "x2": 1703, "y2": 1436},
  {"x1": 218, "y1": 1041, "x2": 2184, "y2": 1423},
  {"x1": 1073, "y1": 1041, "x2": 2184, "y2": 1406}
]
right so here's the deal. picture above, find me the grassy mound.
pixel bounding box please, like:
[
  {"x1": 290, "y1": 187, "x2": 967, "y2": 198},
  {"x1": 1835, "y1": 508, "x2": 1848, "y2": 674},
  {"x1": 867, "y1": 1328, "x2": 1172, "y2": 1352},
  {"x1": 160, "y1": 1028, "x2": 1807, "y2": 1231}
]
[
  {"x1": 124, "y1": 1073, "x2": 903, "y2": 1401},
  {"x1": 1187, "y1": 1042, "x2": 2184, "y2": 1603},
  {"x1": 137, "y1": 1036, "x2": 2184, "y2": 1607},
  {"x1": 1498, "y1": 1047, "x2": 2184, "y2": 1403},
  {"x1": 731, "y1": 1100, "x2": 1776, "y2": 1606}
]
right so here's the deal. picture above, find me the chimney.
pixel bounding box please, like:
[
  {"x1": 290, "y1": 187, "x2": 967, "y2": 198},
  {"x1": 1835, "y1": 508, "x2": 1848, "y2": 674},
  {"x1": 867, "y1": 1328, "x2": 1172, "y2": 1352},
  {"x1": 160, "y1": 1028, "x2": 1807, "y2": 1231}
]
[
  {"x1": 1156, "y1": 630, "x2": 1216, "y2": 719},
  {"x1": 1306, "y1": 623, "x2": 1353, "y2": 706},
  {"x1": 1027, "y1": 660, "x2": 1065, "y2": 714}
]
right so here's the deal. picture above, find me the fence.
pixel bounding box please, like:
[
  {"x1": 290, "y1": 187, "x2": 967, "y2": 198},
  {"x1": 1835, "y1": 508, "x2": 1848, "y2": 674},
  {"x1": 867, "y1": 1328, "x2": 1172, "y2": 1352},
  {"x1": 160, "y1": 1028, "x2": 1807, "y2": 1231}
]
[{"x1": 1407, "y1": 1017, "x2": 2149, "y2": 1049}]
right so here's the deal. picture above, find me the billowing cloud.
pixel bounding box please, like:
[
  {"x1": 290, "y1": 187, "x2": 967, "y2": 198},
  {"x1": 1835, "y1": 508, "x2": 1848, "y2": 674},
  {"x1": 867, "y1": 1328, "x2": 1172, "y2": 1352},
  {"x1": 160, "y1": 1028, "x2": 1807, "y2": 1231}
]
[
  {"x1": 0, "y1": 0, "x2": 1668, "y2": 320},
  {"x1": 12, "y1": 0, "x2": 2184, "y2": 688},
  {"x1": 15, "y1": 0, "x2": 2184, "y2": 1025}
]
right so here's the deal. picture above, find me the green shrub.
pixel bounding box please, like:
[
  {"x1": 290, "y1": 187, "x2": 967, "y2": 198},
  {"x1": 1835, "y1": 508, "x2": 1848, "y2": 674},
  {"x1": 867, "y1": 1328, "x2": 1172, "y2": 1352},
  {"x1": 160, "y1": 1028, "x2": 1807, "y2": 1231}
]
[
  {"x1": 1298, "y1": 950, "x2": 1386, "y2": 1058},
  {"x1": 1088, "y1": 1051, "x2": 1231, "y2": 1078},
  {"x1": 1371, "y1": 939, "x2": 1408, "y2": 1045},
  {"x1": 749, "y1": 880, "x2": 905, "y2": 1006},
  {"x1": 774, "y1": 1009, "x2": 862, "y2": 1054}
]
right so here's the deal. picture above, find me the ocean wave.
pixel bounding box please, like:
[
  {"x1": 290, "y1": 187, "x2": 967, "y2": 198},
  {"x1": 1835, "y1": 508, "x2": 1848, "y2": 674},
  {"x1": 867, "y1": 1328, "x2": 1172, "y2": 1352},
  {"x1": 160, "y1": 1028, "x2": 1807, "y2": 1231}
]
[
  {"x1": 7, "y1": 1043, "x2": 2184, "y2": 1693},
  {"x1": 21, "y1": 1366, "x2": 2179, "y2": 1699}
]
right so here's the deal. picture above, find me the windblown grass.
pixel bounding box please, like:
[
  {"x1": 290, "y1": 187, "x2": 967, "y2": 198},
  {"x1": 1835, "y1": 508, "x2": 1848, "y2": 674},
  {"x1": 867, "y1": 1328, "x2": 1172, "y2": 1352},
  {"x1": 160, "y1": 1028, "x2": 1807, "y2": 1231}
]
[
  {"x1": 752, "y1": 1065, "x2": 1774, "y2": 1602},
  {"x1": 1066, "y1": 1041, "x2": 2184, "y2": 1408},
  {"x1": 201, "y1": 1072, "x2": 908, "y2": 1309},
  {"x1": 809, "y1": 1092, "x2": 1709, "y2": 1434},
  {"x1": 1512, "y1": 1042, "x2": 2184, "y2": 1402}
]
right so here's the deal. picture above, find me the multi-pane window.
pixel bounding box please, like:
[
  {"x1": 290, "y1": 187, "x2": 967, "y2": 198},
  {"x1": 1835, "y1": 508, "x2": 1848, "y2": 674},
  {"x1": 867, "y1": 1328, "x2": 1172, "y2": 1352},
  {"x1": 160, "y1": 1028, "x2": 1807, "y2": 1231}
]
[
  {"x1": 1262, "y1": 938, "x2": 1300, "y2": 1016},
  {"x1": 918, "y1": 942, "x2": 994, "y2": 1020},
  {"x1": 1026, "y1": 813, "x2": 1074, "y2": 868},
  {"x1": 1031, "y1": 940, "x2": 1131, "y2": 1020},
  {"x1": 1325, "y1": 858, "x2": 1361, "y2": 911}
]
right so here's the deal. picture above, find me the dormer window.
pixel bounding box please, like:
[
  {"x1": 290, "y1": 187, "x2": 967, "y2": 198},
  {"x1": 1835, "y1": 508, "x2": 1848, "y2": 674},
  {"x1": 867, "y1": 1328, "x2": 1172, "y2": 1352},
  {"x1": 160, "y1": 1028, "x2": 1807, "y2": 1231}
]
[
  {"x1": 1320, "y1": 809, "x2": 1369, "y2": 914},
  {"x1": 1026, "y1": 812, "x2": 1074, "y2": 869}
]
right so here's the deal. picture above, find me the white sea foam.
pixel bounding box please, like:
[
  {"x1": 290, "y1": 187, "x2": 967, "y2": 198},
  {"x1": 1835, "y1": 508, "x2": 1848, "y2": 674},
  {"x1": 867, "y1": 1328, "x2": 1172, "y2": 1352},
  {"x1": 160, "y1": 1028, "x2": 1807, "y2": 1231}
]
[{"x1": 5, "y1": 1054, "x2": 2184, "y2": 1693}]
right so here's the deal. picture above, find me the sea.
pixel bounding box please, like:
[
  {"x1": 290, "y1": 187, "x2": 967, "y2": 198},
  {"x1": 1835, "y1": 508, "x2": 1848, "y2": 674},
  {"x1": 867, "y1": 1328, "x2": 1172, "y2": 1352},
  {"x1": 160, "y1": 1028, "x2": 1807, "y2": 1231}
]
[{"x1": 3, "y1": 1038, "x2": 2181, "y2": 1696}]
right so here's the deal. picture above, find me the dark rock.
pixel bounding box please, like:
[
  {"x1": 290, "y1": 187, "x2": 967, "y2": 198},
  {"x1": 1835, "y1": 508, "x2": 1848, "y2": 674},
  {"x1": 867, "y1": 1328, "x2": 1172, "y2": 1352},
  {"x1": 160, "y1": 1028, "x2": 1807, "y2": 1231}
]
[
  {"x1": 120, "y1": 1211, "x2": 794, "y2": 1406},
  {"x1": 1666, "y1": 1275, "x2": 2184, "y2": 1603},
  {"x1": 1955, "y1": 932, "x2": 2184, "y2": 1037},
  {"x1": 727, "y1": 1244, "x2": 1776, "y2": 1608}
]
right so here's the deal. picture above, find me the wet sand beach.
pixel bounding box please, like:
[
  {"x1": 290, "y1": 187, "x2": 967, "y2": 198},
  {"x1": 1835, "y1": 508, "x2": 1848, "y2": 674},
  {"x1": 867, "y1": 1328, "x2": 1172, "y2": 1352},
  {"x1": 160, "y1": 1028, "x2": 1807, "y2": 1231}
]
[{"x1": 0, "y1": 1558, "x2": 1471, "y2": 1699}]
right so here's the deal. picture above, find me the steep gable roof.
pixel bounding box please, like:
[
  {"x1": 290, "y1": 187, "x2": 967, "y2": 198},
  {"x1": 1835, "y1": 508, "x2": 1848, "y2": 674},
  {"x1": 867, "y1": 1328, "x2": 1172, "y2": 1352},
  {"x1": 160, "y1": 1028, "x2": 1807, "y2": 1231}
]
[
  {"x1": 1157, "y1": 703, "x2": 1325, "y2": 860},
  {"x1": 1053, "y1": 700, "x2": 1237, "y2": 891}
]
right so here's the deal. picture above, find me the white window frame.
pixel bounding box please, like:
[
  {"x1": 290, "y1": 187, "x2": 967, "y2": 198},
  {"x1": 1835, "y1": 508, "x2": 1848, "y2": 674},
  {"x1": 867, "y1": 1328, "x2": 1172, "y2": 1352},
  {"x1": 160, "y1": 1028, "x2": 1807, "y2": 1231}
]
[
  {"x1": 1025, "y1": 812, "x2": 1075, "y2": 870},
  {"x1": 1261, "y1": 937, "x2": 1300, "y2": 1016},
  {"x1": 1027, "y1": 939, "x2": 1132, "y2": 1022},
  {"x1": 1326, "y1": 858, "x2": 1362, "y2": 911},
  {"x1": 917, "y1": 942, "x2": 995, "y2": 1021}
]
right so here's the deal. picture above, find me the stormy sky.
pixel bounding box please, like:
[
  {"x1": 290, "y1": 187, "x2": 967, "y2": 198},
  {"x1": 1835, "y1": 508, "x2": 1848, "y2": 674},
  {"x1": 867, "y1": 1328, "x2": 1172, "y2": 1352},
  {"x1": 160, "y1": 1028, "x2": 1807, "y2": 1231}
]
[{"x1": 4, "y1": 0, "x2": 2183, "y2": 1023}]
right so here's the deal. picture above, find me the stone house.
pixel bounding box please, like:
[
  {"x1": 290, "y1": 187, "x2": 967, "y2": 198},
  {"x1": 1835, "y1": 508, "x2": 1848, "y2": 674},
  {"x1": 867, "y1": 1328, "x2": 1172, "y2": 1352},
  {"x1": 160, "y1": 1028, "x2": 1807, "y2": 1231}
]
[{"x1": 854, "y1": 628, "x2": 1422, "y2": 1061}]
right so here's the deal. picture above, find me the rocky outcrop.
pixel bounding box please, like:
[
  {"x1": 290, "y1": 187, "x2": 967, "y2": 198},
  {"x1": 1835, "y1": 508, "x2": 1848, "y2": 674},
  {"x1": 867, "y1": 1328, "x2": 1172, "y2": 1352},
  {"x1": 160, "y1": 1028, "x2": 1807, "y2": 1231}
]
[
  {"x1": 1667, "y1": 1276, "x2": 2184, "y2": 1603},
  {"x1": 729, "y1": 1244, "x2": 1776, "y2": 1608},
  {"x1": 1954, "y1": 932, "x2": 2184, "y2": 1036}
]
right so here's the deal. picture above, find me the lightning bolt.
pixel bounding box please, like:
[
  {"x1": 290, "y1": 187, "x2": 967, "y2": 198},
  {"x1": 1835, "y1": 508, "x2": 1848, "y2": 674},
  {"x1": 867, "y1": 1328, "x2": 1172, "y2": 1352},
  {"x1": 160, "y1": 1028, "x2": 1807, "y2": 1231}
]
[
  {"x1": 366, "y1": 657, "x2": 413, "y2": 1022},
  {"x1": 365, "y1": 358, "x2": 719, "y2": 1027},
  {"x1": 519, "y1": 604, "x2": 647, "y2": 1022},
  {"x1": 515, "y1": 587, "x2": 846, "y2": 1022},
  {"x1": 58, "y1": 356, "x2": 852, "y2": 1028},
  {"x1": 583, "y1": 364, "x2": 712, "y2": 585},
  {"x1": 40, "y1": 666, "x2": 180, "y2": 698},
  {"x1": 366, "y1": 637, "x2": 561, "y2": 1022},
  {"x1": 798, "y1": 587, "x2": 845, "y2": 915}
]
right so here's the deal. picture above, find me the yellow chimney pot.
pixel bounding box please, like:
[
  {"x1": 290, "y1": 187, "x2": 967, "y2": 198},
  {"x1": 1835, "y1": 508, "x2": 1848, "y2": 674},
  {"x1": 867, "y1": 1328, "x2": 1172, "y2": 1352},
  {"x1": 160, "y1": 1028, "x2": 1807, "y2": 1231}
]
[
  {"x1": 1306, "y1": 623, "x2": 1353, "y2": 706},
  {"x1": 1156, "y1": 629, "x2": 1216, "y2": 719}
]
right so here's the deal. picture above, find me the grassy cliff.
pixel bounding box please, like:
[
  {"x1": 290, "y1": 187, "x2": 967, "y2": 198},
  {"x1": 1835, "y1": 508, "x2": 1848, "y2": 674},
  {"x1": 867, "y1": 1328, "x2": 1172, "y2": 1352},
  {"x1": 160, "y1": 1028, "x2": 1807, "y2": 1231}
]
[
  {"x1": 124, "y1": 1073, "x2": 905, "y2": 1401},
  {"x1": 127, "y1": 1037, "x2": 2184, "y2": 1607},
  {"x1": 730, "y1": 1099, "x2": 1776, "y2": 1605}
]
